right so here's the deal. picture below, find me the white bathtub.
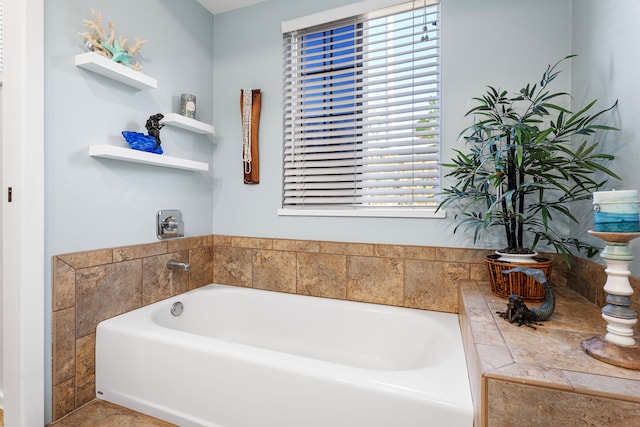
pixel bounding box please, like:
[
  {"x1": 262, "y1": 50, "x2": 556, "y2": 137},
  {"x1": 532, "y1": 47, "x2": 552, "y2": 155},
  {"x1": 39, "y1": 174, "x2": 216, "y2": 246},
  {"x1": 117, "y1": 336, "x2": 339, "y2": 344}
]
[{"x1": 96, "y1": 284, "x2": 473, "y2": 427}]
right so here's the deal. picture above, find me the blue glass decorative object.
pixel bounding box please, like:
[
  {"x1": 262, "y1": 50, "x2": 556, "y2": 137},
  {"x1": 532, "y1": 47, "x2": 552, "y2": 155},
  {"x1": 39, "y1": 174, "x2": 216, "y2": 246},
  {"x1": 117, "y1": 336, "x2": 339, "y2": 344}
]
[{"x1": 121, "y1": 131, "x2": 163, "y2": 154}]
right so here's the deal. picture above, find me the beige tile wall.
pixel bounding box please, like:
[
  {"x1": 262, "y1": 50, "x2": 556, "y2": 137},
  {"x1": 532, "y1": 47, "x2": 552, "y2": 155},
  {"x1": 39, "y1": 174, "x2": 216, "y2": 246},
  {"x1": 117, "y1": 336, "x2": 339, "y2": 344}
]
[
  {"x1": 568, "y1": 254, "x2": 640, "y2": 316},
  {"x1": 212, "y1": 235, "x2": 499, "y2": 312},
  {"x1": 51, "y1": 233, "x2": 634, "y2": 422},
  {"x1": 51, "y1": 236, "x2": 214, "y2": 421}
]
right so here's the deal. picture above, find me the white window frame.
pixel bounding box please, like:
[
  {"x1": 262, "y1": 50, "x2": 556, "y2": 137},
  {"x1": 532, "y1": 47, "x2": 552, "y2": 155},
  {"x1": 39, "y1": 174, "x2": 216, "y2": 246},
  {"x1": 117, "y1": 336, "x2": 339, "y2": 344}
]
[{"x1": 279, "y1": 0, "x2": 444, "y2": 219}]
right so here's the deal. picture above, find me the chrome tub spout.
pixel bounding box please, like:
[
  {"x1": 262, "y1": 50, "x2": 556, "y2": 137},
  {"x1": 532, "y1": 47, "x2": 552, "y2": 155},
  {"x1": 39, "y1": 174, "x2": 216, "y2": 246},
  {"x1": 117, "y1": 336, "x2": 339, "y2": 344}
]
[{"x1": 167, "y1": 260, "x2": 190, "y2": 271}]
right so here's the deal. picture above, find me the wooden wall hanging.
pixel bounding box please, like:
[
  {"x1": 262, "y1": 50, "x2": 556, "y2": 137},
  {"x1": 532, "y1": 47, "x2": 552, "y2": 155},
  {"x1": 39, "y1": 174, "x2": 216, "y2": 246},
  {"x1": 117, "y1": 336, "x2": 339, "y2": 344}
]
[{"x1": 240, "y1": 89, "x2": 261, "y2": 184}]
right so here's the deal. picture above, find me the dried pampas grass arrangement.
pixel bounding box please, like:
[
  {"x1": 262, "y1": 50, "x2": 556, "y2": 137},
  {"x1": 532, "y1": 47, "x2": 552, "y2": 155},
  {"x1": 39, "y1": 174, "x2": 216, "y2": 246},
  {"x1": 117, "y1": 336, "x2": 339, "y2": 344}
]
[{"x1": 79, "y1": 9, "x2": 148, "y2": 71}]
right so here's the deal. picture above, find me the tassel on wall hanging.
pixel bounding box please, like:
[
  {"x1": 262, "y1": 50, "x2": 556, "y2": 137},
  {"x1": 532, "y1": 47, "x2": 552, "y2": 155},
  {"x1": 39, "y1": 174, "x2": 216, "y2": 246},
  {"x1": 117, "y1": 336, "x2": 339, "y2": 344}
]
[{"x1": 241, "y1": 89, "x2": 262, "y2": 184}]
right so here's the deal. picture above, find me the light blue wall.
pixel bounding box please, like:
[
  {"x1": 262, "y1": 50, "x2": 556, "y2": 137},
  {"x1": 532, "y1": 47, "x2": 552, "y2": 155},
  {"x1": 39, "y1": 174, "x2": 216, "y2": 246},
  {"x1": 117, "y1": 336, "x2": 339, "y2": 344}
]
[
  {"x1": 212, "y1": 0, "x2": 572, "y2": 250},
  {"x1": 45, "y1": 0, "x2": 214, "y2": 255},
  {"x1": 44, "y1": 0, "x2": 213, "y2": 420},
  {"x1": 572, "y1": 0, "x2": 640, "y2": 274}
]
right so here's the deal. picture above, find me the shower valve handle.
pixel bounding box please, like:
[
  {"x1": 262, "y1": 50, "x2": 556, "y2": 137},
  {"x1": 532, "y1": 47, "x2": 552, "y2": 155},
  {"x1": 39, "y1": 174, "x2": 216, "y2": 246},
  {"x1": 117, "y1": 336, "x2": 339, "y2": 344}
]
[{"x1": 162, "y1": 216, "x2": 181, "y2": 230}]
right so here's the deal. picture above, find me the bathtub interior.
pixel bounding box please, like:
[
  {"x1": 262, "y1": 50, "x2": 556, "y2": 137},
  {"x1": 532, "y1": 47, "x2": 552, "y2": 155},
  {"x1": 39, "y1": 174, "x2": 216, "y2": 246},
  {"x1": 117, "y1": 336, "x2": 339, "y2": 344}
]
[
  {"x1": 152, "y1": 285, "x2": 454, "y2": 371},
  {"x1": 96, "y1": 284, "x2": 473, "y2": 427}
]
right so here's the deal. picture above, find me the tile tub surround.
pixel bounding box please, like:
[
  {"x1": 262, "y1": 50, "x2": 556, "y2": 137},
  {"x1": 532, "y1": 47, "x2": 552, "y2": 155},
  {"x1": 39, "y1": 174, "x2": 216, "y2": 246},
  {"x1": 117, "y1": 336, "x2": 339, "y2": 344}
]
[
  {"x1": 568, "y1": 253, "x2": 640, "y2": 311},
  {"x1": 52, "y1": 233, "x2": 638, "y2": 423},
  {"x1": 213, "y1": 236, "x2": 640, "y2": 313},
  {"x1": 211, "y1": 235, "x2": 517, "y2": 311},
  {"x1": 52, "y1": 236, "x2": 214, "y2": 421},
  {"x1": 51, "y1": 235, "x2": 501, "y2": 421},
  {"x1": 460, "y1": 281, "x2": 640, "y2": 427}
]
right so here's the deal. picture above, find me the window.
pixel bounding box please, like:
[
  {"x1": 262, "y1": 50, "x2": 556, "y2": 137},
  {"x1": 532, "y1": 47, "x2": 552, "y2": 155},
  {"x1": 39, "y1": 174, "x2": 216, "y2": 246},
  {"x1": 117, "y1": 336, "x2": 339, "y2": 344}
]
[{"x1": 281, "y1": 0, "x2": 441, "y2": 217}]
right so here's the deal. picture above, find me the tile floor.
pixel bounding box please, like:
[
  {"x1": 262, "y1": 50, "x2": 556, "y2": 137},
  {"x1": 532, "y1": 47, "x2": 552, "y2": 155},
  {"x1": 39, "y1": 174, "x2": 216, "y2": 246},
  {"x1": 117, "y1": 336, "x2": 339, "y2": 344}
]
[{"x1": 48, "y1": 400, "x2": 176, "y2": 426}]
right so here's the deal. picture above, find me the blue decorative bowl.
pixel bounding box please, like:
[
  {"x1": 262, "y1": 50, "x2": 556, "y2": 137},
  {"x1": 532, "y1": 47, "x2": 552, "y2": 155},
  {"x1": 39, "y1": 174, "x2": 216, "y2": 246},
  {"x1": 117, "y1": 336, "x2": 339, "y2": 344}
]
[{"x1": 121, "y1": 131, "x2": 163, "y2": 154}]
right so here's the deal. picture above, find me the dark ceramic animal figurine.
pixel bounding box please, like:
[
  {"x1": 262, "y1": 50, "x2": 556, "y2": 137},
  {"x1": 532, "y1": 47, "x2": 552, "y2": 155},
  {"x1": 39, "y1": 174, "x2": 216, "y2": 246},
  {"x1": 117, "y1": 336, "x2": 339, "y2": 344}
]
[
  {"x1": 498, "y1": 294, "x2": 541, "y2": 329},
  {"x1": 496, "y1": 267, "x2": 555, "y2": 329},
  {"x1": 146, "y1": 113, "x2": 165, "y2": 149}
]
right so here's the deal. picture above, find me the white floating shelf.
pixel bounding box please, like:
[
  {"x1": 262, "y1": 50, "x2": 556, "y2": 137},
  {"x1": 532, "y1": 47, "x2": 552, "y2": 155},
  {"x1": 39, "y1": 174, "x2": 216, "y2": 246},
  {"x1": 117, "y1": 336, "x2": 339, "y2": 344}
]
[
  {"x1": 161, "y1": 113, "x2": 215, "y2": 135},
  {"x1": 75, "y1": 52, "x2": 157, "y2": 90},
  {"x1": 89, "y1": 145, "x2": 208, "y2": 172}
]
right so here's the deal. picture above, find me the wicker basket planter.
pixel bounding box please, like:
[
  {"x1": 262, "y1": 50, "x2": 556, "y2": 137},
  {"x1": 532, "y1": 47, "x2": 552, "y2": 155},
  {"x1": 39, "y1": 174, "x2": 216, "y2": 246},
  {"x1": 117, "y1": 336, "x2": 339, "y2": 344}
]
[{"x1": 485, "y1": 254, "x2": 552, "y2": 302}]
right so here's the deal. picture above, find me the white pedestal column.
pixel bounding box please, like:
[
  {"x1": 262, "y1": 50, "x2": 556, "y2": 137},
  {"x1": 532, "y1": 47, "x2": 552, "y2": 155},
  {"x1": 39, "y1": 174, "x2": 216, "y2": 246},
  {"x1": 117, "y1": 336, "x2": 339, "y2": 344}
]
[{"x1": 581, "y1": 231, "x2": 640, "y2": 370}]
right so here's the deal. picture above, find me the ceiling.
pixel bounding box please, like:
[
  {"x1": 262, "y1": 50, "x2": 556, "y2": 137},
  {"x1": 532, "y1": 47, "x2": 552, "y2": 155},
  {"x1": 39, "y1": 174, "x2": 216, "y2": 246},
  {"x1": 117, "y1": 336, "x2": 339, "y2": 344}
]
[{"x1": 196, "y1": 0, "x2": 269, "y2": 14}]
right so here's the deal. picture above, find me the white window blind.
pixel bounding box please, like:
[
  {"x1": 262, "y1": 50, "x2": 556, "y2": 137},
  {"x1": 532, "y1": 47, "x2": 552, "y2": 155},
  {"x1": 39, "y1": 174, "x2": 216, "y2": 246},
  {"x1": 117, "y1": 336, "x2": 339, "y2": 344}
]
[{"x1": 282, "y1": 0, "x2": 441, "y2": 212}]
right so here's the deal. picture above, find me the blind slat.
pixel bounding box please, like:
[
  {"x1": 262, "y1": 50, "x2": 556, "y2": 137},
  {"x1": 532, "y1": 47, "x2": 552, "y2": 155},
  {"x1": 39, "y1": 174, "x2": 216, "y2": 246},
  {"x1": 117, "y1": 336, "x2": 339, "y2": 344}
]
[
  {"x1": 284, "y1": 144, "x2": 440, "y2": 161},
  {"x1": 284, "y1": 170, "x2": 441, "y2": 183},
  {"x1": 283, "y1": 161, "x2": 439, "y2": 176},
  {"x1": 285, "y1": 120, "x2": 440, "y2": 135},
  {"x1": 285, "y1": 110, "x2": 440, "y2": 128},
  {"x1": 282, "y1": 154, "x2": 440, "y2": 170},
  {"x1": 283, "y1": 195, "x2": 440, "y2": 206},
  {"x1": 285, "y1": 139, "x2": 440, "y2": 156},
  {"x1": 285, "y1": 130, "x2": 439, "y2": 146},
  {"x1": 284, "y1": 179, "x2": 441, "y2": 192}
]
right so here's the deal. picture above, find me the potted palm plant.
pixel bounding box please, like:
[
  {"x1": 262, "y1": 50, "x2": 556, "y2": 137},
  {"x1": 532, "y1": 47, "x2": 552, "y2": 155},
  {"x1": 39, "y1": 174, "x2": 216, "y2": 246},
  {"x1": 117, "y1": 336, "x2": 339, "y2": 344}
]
[{"x1": 438, "y1": 56, "x2": 619, "y2": 300}]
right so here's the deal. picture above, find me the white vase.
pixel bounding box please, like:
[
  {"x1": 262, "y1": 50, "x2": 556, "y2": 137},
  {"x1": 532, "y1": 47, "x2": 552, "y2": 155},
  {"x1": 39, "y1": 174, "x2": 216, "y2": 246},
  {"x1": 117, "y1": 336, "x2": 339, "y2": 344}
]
[{"x1": 495, "y1": 251, "x2": 539, "y2": 263}]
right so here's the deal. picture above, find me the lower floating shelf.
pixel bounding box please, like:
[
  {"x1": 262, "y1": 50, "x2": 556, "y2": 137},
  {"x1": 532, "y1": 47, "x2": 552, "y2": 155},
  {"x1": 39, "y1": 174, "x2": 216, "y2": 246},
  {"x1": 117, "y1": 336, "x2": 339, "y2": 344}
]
[{"x1": 89, "y1": 145, "x2": 209, "y2": 172}]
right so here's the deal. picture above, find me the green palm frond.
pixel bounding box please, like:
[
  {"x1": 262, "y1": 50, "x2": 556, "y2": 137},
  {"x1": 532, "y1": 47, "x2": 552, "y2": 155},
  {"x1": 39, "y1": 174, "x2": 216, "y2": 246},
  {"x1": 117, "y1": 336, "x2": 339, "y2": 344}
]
[{"x1": 438, "y1": 56, "x2": 619, "y2": 264}]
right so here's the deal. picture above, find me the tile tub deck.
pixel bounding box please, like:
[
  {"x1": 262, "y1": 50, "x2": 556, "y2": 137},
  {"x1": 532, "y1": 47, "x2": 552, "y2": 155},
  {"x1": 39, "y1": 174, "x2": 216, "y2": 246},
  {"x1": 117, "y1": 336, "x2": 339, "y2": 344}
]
[{"x1": 460, "y1": 281, "x2": 640, "y2": 426}]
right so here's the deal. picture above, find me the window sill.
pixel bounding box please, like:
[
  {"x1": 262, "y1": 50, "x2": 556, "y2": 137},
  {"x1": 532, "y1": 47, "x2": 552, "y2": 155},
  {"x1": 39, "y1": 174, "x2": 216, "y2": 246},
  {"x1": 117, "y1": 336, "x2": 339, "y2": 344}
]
[{"x1": 277, "y1": 208, "x2": 446, "y2": 219}]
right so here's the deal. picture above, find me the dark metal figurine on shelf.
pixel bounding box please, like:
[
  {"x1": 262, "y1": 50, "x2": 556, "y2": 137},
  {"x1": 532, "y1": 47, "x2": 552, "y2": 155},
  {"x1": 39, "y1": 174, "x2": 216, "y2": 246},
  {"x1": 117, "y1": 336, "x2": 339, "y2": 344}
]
[
  {"x1": 496, "y1": 267, "x2": 556, "y2": 329},
  {"x1": 146, "y1": 113, "x2": 165, "y2": 149},
  {"x1": 121, "y1": 113, "x2": 165, "y2": 155}
]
